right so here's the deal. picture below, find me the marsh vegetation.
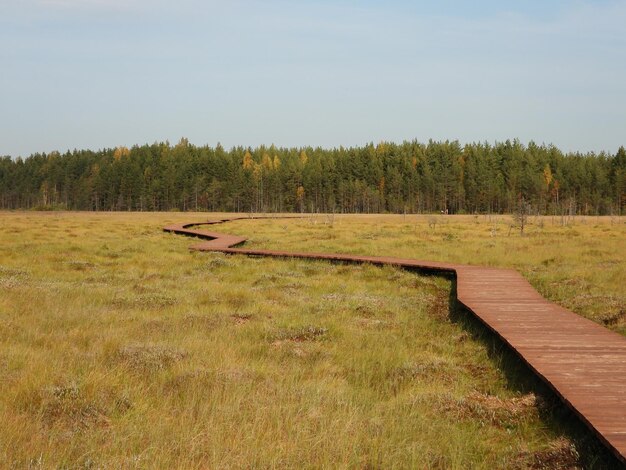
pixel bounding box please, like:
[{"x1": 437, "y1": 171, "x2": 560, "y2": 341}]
[
  {"x1": 0, "y1": 212, "x2": 622, "y2": 468},
  {"x1": 226, "y1": 213, "x2": 625, "y2": 336}
]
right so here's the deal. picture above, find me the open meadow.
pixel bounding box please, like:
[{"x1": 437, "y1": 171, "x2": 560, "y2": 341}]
[
  {"x1": 225, "y1": 213, "x2": 625, "y2": 336},
  {"x1": 0, "y1": 211, "x2": 623, "y2": 468}
]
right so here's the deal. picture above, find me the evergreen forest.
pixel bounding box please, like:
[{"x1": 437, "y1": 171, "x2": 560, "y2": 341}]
[{"x1": 1, "y1": 139, "x2": 624, "y2": 215}]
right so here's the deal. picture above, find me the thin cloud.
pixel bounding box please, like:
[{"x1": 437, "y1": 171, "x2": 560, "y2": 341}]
[
  {"x1": 36, "y1": 0, "x2": 221, "y2": 11},
  {"x1": 40, "y1": 0, "x2": 128, "y2": 8},
  {"x1": 36, "y1": 0, "x2": 166, "y2": 12}
]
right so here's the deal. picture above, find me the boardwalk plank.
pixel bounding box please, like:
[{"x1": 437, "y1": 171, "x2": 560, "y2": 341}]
[{"x1": 164, "y1": 219, "x2": 626, "y2": 464}]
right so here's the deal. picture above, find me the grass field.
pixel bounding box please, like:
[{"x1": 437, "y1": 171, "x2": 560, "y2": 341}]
[
  {"x1": 225, "y1": 213, "x2": 626, "y2": 336},
  {"x1": 0, "y1": 211, "x2": 623, "y2": 468}
]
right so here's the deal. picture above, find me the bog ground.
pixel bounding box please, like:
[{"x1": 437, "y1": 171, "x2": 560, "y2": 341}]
[{"x1": 0, "y1": 212, "x2": 623, "y2": 468}]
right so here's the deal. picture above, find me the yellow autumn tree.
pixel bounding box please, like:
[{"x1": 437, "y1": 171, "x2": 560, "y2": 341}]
[
  {"x1": 262, "y1": 153, "x2": 273, "y2": 171},
  {"x1": 242, "y1": 150, "x2": 254, "y2": 171},
  {"x1": 543, "y1": 164, "x2": 553, "y2": 191},
  {"x1": 113, "y1": 146, "x2": 130, "y2": 161},
  {"x1": 296, "y1": 186, "x2": 305, "y2": 212}
]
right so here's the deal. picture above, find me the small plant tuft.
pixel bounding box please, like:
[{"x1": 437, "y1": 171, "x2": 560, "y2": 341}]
[
  {"x1": 271, "y1": 325, "x2": 328, "y2": 342},
  {"x1": 117, "y1": 344, "x2": 188, "y2": 372}
]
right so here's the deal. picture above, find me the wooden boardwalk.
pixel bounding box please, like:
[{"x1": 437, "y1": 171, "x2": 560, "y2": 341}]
[{"x1": 164, "y1": 218, "x2": 626, "y2": 464}]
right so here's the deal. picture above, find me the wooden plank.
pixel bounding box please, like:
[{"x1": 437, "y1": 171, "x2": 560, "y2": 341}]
[{"x1": 164, "y1": 219, "x2": 626, "y2": 464}]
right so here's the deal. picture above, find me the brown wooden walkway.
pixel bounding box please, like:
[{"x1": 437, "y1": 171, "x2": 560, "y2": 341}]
[{"x1": 164, "y1": 218, "x2": 626, "y2": 464}]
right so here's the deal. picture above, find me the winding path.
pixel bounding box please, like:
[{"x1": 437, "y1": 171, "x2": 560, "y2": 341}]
[{"x1": 164, "y1": 217, "x2": 626, "y2": 464}]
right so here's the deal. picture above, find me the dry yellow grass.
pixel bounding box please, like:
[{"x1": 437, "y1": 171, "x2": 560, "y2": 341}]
[
  {"x1": 0, "y1": 211, "x2": 621, "y2": 468},
  {"x1": 225, "y1": 213, "x2": 626, "y2": 335}
]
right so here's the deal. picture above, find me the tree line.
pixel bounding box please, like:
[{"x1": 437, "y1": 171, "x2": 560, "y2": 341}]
[{"x1": 1, "y1": 139, "x2": 624, "y2": 215}]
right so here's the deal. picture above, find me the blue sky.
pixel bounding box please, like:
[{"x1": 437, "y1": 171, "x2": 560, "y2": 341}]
[{"x1": 1, "y1": 0, "x2": 625, "y2": 157}]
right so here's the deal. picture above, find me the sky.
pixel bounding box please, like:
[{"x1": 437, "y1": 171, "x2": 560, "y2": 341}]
[{"x1": 1, "y1": 0, "x2": 625, "y2": 158}]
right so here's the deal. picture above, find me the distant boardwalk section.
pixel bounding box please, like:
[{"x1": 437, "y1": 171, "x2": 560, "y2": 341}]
[{"x1": 164, "y1": 218, "x2": 626, "y2": 464}]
